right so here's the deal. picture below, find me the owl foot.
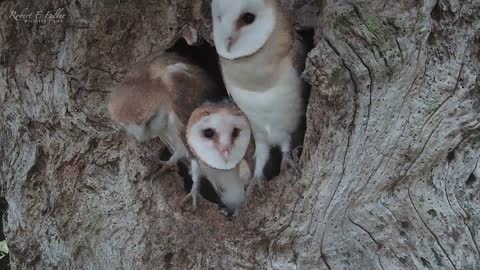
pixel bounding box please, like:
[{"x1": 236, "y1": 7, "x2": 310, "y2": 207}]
[
  {"x1": 157, "y1": 160, "x2": 177, "y2": 175},
  {"x1": 281, "y1": 153, "x2": 301, "y2": 176},
  {"x1": 180, "y1": 191, "x2": 199, "y2": 211},
  {"x1": 219, "y1": 207, "x2": 237, "y2": 221},
  {"x1": 246, "y1": 175, "x2": 266, "y2": 197}
]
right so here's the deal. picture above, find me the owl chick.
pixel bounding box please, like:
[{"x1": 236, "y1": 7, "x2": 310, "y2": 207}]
[
  {"x1": 184, "y1": 101, "x2": 251, "y2": 214},
  {"x1": 212, "y1": 0, "x2": 307, "y2": 181},
  {"x1": 107, "y1": 52, "x2": 221, "y2": 173}
]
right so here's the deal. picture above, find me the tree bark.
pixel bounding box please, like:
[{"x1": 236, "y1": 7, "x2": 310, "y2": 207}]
[{"x1": 1, "y1": 0, "x2": 479, "y2": 269}]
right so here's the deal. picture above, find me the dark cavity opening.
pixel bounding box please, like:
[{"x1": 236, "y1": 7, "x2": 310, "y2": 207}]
[
  {"x1": 164, "y1": 27, "x2": 315, "y2": 204},
  {"x1": 166, "y1": 38, "x2": 228, "y2": 102}
]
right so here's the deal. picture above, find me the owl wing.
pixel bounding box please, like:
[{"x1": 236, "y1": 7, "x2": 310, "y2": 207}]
[
  {"x1": 108, "y1": 70, "x2": 170, "y2": 125},
  {"x1": 166, "y1": 63, "x2": 222, "y2": 125}
]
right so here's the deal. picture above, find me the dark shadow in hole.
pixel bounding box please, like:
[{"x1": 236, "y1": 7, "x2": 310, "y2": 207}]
[{"x1": 263, "y1": 27, "x2": 316, "y2": 180}]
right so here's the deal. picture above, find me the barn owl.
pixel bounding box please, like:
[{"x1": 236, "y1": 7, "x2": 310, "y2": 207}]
[
  {"x1": 184, "y1": 101, "x2": 251, "y2": 214},
  {"x1": 212, "y1": 0, "x2": 307, "y2": 181},
  {"x1": 107, "y1": 52, "x2": 222, "y2": 173}
]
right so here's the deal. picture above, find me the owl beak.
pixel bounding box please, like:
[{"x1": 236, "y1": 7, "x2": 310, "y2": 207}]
[
  {"x1": 227, "y1": 38, "x2": 233, "y2": 52},
  {"x1": 226, "y1": 33, "x2": 238, "y2": 52},
  {"x1": 221, "y1": 148, "x2": 231, "y2": 162}
]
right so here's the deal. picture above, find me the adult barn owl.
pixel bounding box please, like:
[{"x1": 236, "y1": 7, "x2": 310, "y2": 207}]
[{"x1": 212, "y1": 0, "x2": 307, "y2": 181}]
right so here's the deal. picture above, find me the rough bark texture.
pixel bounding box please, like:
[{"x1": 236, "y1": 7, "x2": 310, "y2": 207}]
[{"x1": 1, "y1": 0, "x2": 479, "y2": 269}]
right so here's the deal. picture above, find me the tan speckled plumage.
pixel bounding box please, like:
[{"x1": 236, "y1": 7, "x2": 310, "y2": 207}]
[{"x1": 108, "y1": 52, "x2": 221, "y2": 127}]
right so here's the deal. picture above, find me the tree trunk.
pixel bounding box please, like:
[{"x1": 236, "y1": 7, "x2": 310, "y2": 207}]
[{"x1": 1, "y1": 0, "x2": 479, "y2": 269}]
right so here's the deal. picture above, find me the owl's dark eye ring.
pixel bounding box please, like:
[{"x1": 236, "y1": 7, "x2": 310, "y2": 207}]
[
  {"x1": 241, "y1": 12, "x2": 256, "y2": 25},
  {"x1": 202, "y1": 128, "x2": 215, "y2": 139},
  {"x1": 232, "y1": 128, "x2": 240, "y2": 139}
]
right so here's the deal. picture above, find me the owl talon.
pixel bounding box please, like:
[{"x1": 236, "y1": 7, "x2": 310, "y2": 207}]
[
  {"x1": 180, "y1": 192, "x2": 199, "y2": 211},
  {"x1": 281, "y1": 152, "x2": 301, "y2": 176},
  {"x1": 145, "y1": 160, "x2": 176, "y2": 181},
  {"x1": 246, "y1": 176, "x2": 266, "y2": 197},
  {"x1": 180, "y1": 193, "x2": 192, "y2": 209},
  {"x1": 219, "y1": 207, "x2": 237, "y2": 220},
  {"x1": 157, "y1": 161, "x2": 176, "y2": 175}
]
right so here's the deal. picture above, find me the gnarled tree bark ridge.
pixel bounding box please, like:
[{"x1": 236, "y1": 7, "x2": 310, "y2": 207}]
[{"x1": 1, "y1": 0, "x2": 479, "y2": 269}]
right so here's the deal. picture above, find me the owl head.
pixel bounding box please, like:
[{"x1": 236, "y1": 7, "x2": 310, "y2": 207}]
[
  {"x1": 186, "y1": 101, "x2": 251, "y2": 170},
  {"x1": 212, "y1": 0, "x2": 277, "y2": 60}
]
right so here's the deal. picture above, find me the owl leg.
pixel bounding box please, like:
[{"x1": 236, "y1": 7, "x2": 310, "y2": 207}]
[
  {"x1": 158, "y1": 143, "x2": 187, "y2": 175},
  {"x1": 181, "y1": 160, "x2": 201, "y2": 210},
  {"x1": 157, "y1": 160, "x2": 176, "y2": 175},
  {"x1": 253, "y1": 142, "x2": 269, "y2": 181},
  {"x1": 280, "y1": 137, "x2": 300, "y2": 175},
  {"x1": 246, "y1": 142, "x2": 269, "y2": 197},
  {"x1": 190, "y1": 160, "x2": 201, "y2": 209}
]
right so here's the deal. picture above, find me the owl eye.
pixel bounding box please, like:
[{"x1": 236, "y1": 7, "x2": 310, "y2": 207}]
[
  {"x1": 202, "y1": 128, "x2": 215, "y2": 139},
  {"x1": 232, "y1": 128, "x2": 240, "y2": 139},
  {"x1": 241, "y1": 12, "x2": 256, "y2": 25}
]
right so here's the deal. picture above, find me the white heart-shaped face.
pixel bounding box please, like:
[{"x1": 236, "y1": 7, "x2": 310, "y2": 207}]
[
  {"x1": 187, "y1": 111, "x2": 251, "y2": 170},
  {"x1": 212, "y1": 0, "x2": 276, "y2": 60}
]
